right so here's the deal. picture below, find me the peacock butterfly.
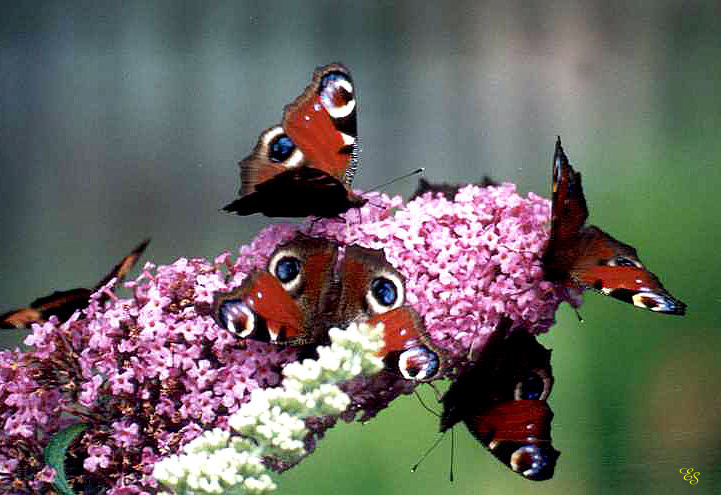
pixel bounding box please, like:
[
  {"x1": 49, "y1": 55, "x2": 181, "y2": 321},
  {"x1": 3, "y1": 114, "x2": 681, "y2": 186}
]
[
  {"x1": 542, "y1": 138, "x2": 686, "y2": 315},
  {"x1": 0, "y1": 239, "x2": 150, "y2": 329},
  {"x1": 440, "y1": 320, "x2": 559, "y2": 481},
  {"x1": 222, "y1": 64, "x2": 367, "y2": 218},
  {"x1": 211, "y1": 235, "x2": 441, "y2": 381}
]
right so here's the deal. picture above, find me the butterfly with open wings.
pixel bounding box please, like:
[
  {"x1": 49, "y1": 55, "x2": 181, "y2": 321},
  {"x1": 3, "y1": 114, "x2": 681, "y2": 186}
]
[
  {"x1": 222, "y1": 64, "x2": 366, "y2": 218},
  {"x1": 211, "y1": 235, "x2": 442, "y2": 381}
]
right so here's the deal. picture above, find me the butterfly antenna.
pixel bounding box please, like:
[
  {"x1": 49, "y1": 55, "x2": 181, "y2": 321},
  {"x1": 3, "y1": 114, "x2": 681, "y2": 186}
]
[
  {"x1": 411, "y1": 433, "x2": 446, "y2": 473},
  {"x1": 449, "y1": 427, "x2": 455, "y2": 483},
  {"x1": 368, "y1": 168, "x2": 425, "y2": 193},
  {"x1": 574, "y1": 308, "x2": 584, "y2": 322},
  {"x1": 414, "y1": 389, "x2": 440, "y2": 417}
]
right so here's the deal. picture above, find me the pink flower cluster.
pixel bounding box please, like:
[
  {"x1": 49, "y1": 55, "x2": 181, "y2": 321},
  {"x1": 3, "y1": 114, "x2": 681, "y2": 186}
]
[
  {"x1": 0, "y1": 258, "x2": 297, "y2": 494},
  {"x1": 255, "y1": 183, "x2": 572, "y2": 365},
  {"x1": 0, "y1": 182, "x2": 574, "y2": 493}
]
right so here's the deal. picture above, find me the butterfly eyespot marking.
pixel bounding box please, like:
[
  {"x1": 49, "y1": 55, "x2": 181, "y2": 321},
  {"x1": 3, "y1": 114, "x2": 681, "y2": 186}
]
[
  {"x1": 268, "y1": 250, "x2": 304, "y2": 294},
  {"x1": 398, "y1": 347, "x2": 440, "y2": 381},
  {"x1": 608, "y1": 256, "x2": 642, "y2": 268},
  {"x1": 218, "y1": 301, "x2": 255, "y2": 338},
  {"x1": 268, "y1": 134, "x2": 296, "y2": 163},
  {"x1": 514, "y1": 368, "x2": 552, "y2": 401},
  {"x1": 366, "y1": 272, "x2": 405, "y2": 314},
  {"x1": 319, "y1": 72, "x2": 356, "y2": 119},
  {"x1": 510, "y1": 445, "x2": 557, "y2": 481},
  {"x1": 274, "y1": 257, "x2": 301, "y2": 283},
  {"x1": 631, "y1": 291, "x2": 683, "y2": 313},
  {"x1": 372, "y1": 278, "x2": 397, "y2": 306},
  {"x1": 516, "y1": 373, "x2": 544, "y2": 400}
]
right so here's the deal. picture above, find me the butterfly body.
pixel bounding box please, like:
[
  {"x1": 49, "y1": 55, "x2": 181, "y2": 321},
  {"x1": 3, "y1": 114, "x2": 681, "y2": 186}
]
[
  {"x1": 223, "y1": 64, "x2": 366, "y2": 218},
  {"x1": 542, "y1": 138, "x2": 686, "y2": 315},
  {"x1": 212, "y1": 235, "x2": 442, "y2": 381}
]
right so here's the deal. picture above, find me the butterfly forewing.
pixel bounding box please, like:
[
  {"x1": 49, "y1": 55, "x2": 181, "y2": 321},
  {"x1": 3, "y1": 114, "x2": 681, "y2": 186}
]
[{"x1": 283, "y1": 64, "x2": 358, "y2": 183}]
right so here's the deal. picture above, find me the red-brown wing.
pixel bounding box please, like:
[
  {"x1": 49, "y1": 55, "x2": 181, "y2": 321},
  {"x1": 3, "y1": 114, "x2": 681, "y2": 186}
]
[
  {"x1": 0, "y1": 307, "x2": 44, "y2": 329},
  {"x1": 367, "y1": 307, "x2": 424, "y2": 355},
  {"x1": 1, "y1": 240, "x2": 149, "y2": 329},
  {"x1": 94, "y1": 238, "x2": 150, "y2": 290},
  {"x1": 367, "y1": 306, "x2": 442, "y2": 381},
  {"x1": 225, "y1": 65, "x2": 362, "y2": 218},
  {"x1": 543, "y1": 138, "x2": 589, "y2": 281},
  {"x1": 440, "y1": 328, "x2": 559, "y2": 481},
  {"x1": 542, "y1": 140, "x2": 685, "y2": 314},
  {"x1": 212, "y1": 236, "x2": 339, "y2": 345},
  {"x1": 335, "y1": 244, "x2": 407, "y2": 323},
  {"x1": 236, "y1": 125, "x2": 306, "y2": 197},
  {"x1": 282, "y1": 64, "x2": 358, "y2": 184},
  {"x1": 570, "y1": 227, "x2": 686, "y2": 314},
  {"x1": 549, "y1": 137, "x2": 588, "y2": 245},
  {"x1": 337, "y1": 244, "x2": 443, "y2": 381},
  {"x1": 212, "y1": 270, "x2": 305, "y2": 343}
]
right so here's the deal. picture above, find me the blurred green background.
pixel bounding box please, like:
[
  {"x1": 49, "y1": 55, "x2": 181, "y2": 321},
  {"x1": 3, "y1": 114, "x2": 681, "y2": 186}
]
[{"x1": 1, "y1": 1, "x2": 719, "y2": 493}]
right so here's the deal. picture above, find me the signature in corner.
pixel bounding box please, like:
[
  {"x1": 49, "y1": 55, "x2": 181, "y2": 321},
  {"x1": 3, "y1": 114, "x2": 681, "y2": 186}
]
[{"x1": 680, "y1": 467, "x2": 700, "y2": 485}]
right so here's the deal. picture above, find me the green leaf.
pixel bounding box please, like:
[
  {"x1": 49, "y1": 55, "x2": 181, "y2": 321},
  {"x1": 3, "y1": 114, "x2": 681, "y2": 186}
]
[{"x1": 43, "y1": 423, "x2": 89, "y2": 495}]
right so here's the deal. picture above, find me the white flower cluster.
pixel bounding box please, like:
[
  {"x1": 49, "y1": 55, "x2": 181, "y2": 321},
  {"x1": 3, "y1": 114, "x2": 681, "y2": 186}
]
[{"x1": 153, "y1": 322, "x2": 385, "y2": 494}]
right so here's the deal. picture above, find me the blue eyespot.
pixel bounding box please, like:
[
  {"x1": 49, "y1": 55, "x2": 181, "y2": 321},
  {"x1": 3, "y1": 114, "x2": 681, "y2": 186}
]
[
  {"x1": 275, "y1": 257, "x2": 300, "y2": 283},
  {"x1": 398, "y1": 347, "x2": 440, "y2": 381},
  {"x1": 511, "y1": 445, "x2": 558, "y2": 481},
  {"x1": 269, "y1": 135, "x2": 295, "y2": 163},
  {"x1": 612, "y1": 256, "x2": 636, "y2": 267},
  {"x1": 371, "y1": 278, "x2": 397, "y2": 307},
  {"x1": 518, "y1": 372, "x2": 544, "y2": 400}
]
